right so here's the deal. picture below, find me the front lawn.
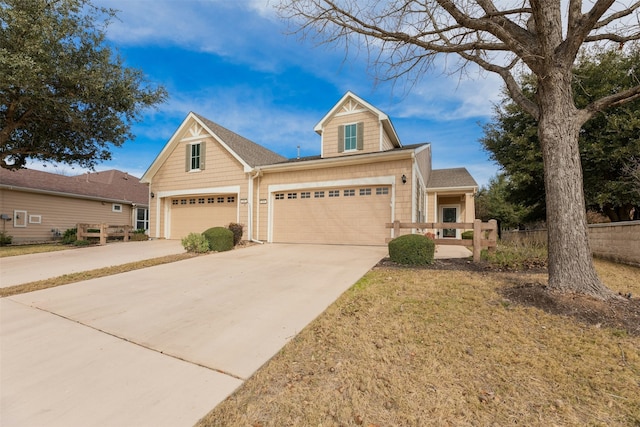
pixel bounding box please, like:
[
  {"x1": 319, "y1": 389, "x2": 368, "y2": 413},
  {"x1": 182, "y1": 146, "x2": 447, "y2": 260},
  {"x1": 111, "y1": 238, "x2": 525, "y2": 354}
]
[{"x1": 197, "y1": 259, "x2": 640, "y2": 427}]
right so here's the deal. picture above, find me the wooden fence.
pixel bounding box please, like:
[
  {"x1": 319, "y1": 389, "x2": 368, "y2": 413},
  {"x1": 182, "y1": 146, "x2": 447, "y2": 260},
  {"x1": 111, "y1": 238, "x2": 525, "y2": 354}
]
[
  {"x1": 385, "y1": 219, "x2": 498, "y2": 263},
  {"x1": 77, "y1": 223, "x2": 132, "y2": 245}
]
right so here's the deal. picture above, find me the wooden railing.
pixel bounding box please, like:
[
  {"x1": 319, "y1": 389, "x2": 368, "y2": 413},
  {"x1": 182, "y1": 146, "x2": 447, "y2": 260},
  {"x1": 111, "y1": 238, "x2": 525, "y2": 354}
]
[
  {"x1": 77, "y1": 223, "x2": 132, "y2": 245},
  {"x1": 385, "y1": 219, "x2": 498, "y2": 263}
]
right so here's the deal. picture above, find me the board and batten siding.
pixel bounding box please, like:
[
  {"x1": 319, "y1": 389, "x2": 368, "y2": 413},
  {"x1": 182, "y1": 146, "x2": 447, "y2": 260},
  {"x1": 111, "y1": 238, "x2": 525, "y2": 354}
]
[{"x1": 0, "y1": 190, "x2": 134, "y2": 243}]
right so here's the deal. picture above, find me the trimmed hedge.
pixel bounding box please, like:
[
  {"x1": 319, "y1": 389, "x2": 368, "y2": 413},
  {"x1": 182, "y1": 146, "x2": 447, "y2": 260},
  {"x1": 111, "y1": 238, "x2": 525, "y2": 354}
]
[
  {"x1": 388, "y1": 234, "x2": 435, "y2": 265},
  {"x1": 202, "y1": 227, "x2": 234, "y2": 252},
  {"x1": 462, "y1": 230, "x2": 474, "y2": 240}
]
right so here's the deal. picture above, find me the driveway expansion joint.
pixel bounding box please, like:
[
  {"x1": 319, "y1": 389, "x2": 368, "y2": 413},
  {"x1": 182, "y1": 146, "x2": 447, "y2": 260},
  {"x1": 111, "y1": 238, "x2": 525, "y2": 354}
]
[{"x1": 9, "y1": 298, "x2": 246, "y2": 381}]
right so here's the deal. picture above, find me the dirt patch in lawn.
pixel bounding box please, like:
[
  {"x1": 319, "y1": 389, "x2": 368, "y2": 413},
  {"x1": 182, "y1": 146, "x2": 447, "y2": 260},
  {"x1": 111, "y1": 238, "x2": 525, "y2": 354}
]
[{"x1": 501, "y1": 282, "x2": 640, "y2": 337}]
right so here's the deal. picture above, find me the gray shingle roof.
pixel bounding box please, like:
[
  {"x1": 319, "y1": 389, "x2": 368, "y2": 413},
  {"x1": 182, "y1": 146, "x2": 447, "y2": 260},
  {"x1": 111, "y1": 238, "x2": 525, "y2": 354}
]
[
  {"x1": 0, "y1": 168, "x2": 148, "y2": 204},
  {"x1": 427, "y1": 168, "x2": 478, "y2": 189},
  {"x1": 193, "y1": 113, "x2": 286, "y2": 166}
]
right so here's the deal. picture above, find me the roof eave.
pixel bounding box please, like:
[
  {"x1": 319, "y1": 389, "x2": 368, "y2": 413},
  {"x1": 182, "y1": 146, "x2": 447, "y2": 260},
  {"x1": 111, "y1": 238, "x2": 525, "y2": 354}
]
[{"x1": 0, "y1": 184, "x2": 148, "y2": 206}]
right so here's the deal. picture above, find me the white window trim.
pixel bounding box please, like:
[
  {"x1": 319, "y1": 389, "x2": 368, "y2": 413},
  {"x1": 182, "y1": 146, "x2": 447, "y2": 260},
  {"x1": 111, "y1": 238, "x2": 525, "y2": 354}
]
[
  {"x1": 189, "y1": 142, "x2": 202, "y2": 172},
  {"x1": 29, "y1": 215, "x2": 42, "y2": 224},
  {"x1": 112, "y1": 203, "x2": 123, "y2": 213},
  {"x1": 13, "y1": 210, "x2": 27, "y2": 228},
  {"x1": 343, "y1": 122, "x2": 358, "y2": 152},
  {"x1": 439, "y1": 204, "x2": 461, "y2": 239}
]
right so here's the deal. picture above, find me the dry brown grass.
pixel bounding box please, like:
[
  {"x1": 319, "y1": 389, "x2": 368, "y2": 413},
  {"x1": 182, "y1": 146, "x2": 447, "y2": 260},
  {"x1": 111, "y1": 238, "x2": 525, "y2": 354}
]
[
  {"x1": 0, "y1": 253, "x2": 198, "y2": 297},
  {"x1": 0, "y1": 243, "x2": 70, "y2": 257},
  {"x1": 198, "y1": 263, "x2": 640, "y2": 427}
]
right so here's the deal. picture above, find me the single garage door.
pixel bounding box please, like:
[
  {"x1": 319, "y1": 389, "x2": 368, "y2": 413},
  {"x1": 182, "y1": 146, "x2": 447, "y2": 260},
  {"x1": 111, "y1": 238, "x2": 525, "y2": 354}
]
[
  {"x1": 272, "y1": 186, "x2": 391, "y2": 245},
  {"x1": 170, "y1": 195, "x2": 237, "y2": 239}
]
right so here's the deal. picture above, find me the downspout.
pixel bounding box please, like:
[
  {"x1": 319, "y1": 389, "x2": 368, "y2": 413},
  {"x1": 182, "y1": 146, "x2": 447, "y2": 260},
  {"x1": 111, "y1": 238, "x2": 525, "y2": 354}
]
[{"x1": 250, "y1": 169, "x2": 264, "y2": 244}]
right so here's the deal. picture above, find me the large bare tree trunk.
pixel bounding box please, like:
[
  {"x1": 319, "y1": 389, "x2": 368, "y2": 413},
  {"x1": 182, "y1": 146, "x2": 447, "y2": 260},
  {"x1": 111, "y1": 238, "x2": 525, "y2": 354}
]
[{"x1": 537, "y1": 70, "x2": 614, "y2": 299}]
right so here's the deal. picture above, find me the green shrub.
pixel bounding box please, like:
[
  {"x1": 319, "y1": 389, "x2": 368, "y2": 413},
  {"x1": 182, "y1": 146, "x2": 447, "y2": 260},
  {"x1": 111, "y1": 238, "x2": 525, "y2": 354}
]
[
  {"x1": 228, "y1": 222, "x2": 244, "y2": 245},
  {"x1": 202, "y1": 227, "x2": 234, "y2": 252},
  {"x1": 0, "y1": 231, "x2": 13, "y2": 246},
  {"x1": 461, "y1": 230, "x2": 474, "y2": 240},
  {"x1": 73, "y1": 239, "x2": 93, "y2": 247},
  {"x1": 388, "y1": 234, "x2": 435, "y2": 265},
  {"x1": 181, "y1": 233, "x2": 210, "y2": 253},
  {"x1": 62, "y1": 227, "x2": 77, "y2": 244}
]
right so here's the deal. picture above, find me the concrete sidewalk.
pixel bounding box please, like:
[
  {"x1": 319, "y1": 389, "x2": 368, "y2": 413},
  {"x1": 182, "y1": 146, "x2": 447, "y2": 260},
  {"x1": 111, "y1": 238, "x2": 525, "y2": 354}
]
[
  {"x1": 0, "y1": 239, "x2": 185, "y2": 288},
  {"x1": 1, "y1": 244, "x2": 388, "y2": 427}
]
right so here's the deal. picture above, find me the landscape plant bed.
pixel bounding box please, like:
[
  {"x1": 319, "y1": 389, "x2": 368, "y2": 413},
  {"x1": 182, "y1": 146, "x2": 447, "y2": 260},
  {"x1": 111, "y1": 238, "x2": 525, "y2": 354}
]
[{"x1": 198, "y1": 260, "x2": 640, "y2": 427}]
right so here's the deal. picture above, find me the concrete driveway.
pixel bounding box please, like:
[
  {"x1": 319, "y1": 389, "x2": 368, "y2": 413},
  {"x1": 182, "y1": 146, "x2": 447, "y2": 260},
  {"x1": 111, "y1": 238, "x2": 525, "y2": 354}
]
[
  {"x1": 0, "y1": 239, "x2": 186, "y2": 288},
  {"x1": 1, "y1": 243, "x2": 387, "y2": 427}
]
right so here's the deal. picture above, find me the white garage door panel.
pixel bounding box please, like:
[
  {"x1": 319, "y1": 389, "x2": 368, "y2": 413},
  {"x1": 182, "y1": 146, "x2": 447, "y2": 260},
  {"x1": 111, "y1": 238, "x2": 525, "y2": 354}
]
[
  {"x1": 272, "y1": 187, "x2": 391, "y2": 245},
  {"x1": 170, "y1": 196, "x2": 237, "y2": 239}
]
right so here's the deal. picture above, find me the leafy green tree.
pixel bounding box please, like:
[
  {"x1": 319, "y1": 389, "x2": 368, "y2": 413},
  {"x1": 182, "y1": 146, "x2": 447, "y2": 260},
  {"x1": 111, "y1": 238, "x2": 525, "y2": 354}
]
[
  {"x1": 475, "y1": 174, "x2": 532, "y2": 230},
  {"x1": 482, "y1": 47, "x2": 640, "y2": 222},
  {"x1": 0, "y1": 0, "x2": 167, "y2": 170}
]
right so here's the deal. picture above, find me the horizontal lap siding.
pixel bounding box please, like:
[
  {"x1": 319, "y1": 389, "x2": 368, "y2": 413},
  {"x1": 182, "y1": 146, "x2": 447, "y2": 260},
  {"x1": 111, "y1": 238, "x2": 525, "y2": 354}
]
[
  {"x1": 0, "y1": 190, "x2": 133, "y2": 243},
  {"x1": 255, "y1": 158, "x2": 413, "y2": 242},
  {"x1": 148, "y1": 134, "x2": 249, "y2": 238},
  {"x1": 323, "y1": 111, "x2": 380, "y2": 158}
]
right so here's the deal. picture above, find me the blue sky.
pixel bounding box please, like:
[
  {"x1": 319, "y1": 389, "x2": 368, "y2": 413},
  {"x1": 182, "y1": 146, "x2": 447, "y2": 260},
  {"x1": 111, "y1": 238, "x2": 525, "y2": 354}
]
[{"x1": 35, "y1": 0, "x2": 507, "y2": 187}]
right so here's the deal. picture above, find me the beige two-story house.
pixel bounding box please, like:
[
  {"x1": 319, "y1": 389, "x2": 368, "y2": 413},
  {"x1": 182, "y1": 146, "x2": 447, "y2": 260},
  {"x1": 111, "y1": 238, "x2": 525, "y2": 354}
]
[{"x1": 141, "y1": 92, "x2": 477, "y2": 245}]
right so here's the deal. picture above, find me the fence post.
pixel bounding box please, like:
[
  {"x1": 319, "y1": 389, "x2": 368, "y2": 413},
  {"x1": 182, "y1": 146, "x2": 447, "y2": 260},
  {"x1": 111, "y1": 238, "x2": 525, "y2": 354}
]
[
  {"x1": 473, "y1": 219, "x2": 481, "y2": 263},
  {"x1": 124, "y1": 225, "x2": 130, "y2": 242},
  {"x1": 100, "y1": 223, "x2": 107, "y2": 245},
  {"x1": 393, "y1": 220, "x2": 400, "y2": 239}
]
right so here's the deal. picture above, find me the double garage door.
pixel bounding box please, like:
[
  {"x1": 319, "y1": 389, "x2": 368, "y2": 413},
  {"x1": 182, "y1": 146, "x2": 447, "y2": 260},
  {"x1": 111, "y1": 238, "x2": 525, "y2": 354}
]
[
  {"x1": 170, "y1": 195, "x2": 237, "y2": 239},
  {"x1": 272, "y1": 185, "x2": 391, "y2": 245}
]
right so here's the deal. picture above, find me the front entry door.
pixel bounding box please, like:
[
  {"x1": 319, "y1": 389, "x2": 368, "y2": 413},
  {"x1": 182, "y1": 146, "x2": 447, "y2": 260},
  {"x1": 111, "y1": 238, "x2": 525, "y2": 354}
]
[{"x1": 441, "y1": 206, "x2": 458, "y2": 238}]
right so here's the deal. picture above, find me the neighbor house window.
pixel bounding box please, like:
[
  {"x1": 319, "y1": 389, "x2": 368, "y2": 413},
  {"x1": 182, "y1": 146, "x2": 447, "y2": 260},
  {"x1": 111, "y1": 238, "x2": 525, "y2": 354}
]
[
  {"x1": 136, "y1": 208, "x2": 149, "y2": 231},
  {"x1": 112, "y1": 203, "x2": 122, "y2": 212}
]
